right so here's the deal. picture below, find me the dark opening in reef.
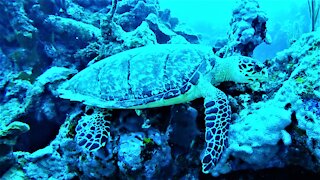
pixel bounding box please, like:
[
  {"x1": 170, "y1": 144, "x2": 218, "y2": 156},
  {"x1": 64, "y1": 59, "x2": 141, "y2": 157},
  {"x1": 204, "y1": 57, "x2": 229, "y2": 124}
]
[
  {"x1": 154, "y1": 29, "x2": 171, "y2": 44},
  {"x1": 13, "y1": 117, "x2": 61, "y2": 153},
  {"x1": 12, "y1": 91, "x2": 72, "y2": 152},
  {"x1": 285, "y1": 111, "x2": 301, "y2": 133}
]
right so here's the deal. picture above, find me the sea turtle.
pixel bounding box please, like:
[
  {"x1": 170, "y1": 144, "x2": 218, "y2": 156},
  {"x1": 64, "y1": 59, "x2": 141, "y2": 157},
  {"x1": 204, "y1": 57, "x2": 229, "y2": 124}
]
[{"x1": 58, "y1": 44, "x2": 267, "y2": 173}]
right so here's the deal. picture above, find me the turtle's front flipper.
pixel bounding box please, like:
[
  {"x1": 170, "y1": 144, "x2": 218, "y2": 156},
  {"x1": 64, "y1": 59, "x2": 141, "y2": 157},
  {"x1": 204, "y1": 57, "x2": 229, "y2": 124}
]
[
  {"x1": 200, "y1": 85, "x2": 231, "y2": 173},
  {"x1": 75, "y1": 107, "x2": 111, "y2": 151}
]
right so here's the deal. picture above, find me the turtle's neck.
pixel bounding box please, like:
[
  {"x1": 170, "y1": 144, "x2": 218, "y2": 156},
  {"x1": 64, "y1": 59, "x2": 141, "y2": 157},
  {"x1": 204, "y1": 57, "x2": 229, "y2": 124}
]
[{"x1": 209, "y1": 58, "x2": 234, "y2": 85}]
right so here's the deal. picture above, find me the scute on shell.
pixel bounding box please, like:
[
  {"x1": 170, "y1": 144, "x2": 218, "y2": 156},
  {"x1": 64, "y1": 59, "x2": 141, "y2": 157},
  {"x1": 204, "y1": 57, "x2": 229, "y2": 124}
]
[{"x1": 58, "y1": 44, "x2": 214, "y2": 108}]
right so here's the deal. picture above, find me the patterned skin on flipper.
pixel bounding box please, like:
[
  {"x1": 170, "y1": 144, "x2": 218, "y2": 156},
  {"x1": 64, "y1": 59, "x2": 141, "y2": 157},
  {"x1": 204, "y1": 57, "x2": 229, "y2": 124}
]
[
  {"x1": 75, "y1": 107, "x2": 111, "y2": 151},
  {"x1": 201, "y1": 87, "x2": 231, "y2": 173}
]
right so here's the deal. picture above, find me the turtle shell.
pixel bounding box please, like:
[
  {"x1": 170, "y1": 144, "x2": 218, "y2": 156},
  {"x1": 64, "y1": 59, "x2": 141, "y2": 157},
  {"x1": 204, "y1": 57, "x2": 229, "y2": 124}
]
[{"x1": 58, "y1": 44, "x2": 215, "y2": 108}]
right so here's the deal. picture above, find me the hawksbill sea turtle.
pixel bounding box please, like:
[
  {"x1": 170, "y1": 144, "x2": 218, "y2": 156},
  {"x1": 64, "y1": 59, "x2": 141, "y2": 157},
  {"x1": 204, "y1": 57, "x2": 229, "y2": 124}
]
[{"x1": 58, "y1": 44, "x2": 268, "y2": 173}]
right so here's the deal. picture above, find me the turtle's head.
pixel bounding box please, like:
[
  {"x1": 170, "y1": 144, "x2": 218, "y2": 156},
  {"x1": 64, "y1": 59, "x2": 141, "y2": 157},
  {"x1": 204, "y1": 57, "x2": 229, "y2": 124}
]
[
  {"x1": 214, "y1": 56, "x2": 268, "y2": 84},
  {"x1": 233, "y1": 56, "x2": 268, "y2": 83}
]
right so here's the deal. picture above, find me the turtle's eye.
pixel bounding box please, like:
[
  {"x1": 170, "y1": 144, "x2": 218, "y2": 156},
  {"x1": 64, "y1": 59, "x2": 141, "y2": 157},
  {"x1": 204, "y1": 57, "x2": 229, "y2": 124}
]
[
  {"x1": 254, "y1": 64, "x2": 262, "y2": 72},
  {"x1": 237, "y1": 57, "x2": 268, "y2": 83}
]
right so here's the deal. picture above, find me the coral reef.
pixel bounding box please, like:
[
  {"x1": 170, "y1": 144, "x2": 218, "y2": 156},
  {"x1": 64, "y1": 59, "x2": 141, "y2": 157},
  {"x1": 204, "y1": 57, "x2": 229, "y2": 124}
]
[
  {"x1": 210, "y1": 31, "x2": 320, "y2": 176},
  {"x1": 0, "y1": 121, "x2": 29, "y2": 175},
  {"x1": 0, "y1": 0, "x2": 320, "y2": 179},
  {"x1": 215, "y1": 0, "x2": 271, "y2": 57}
]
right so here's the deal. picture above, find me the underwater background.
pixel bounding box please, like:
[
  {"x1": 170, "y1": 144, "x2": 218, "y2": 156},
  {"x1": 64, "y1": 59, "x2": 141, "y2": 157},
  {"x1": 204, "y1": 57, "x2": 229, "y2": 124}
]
[{"x1": 0, "y1": 0, "x2": 320, "y2": 179}]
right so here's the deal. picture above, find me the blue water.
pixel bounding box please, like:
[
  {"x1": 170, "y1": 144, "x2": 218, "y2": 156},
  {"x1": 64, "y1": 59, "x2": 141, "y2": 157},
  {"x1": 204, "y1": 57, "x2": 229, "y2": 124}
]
[{"x1": 161, "y1": 0, "x2": 311, "y2": 60}]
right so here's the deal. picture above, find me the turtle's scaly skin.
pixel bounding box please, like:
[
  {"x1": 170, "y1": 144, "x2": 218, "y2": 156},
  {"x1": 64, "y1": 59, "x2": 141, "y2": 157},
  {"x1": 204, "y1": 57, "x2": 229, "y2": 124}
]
[{"x1": 58, "y1": 44, "x2": 267, "y2": 173}]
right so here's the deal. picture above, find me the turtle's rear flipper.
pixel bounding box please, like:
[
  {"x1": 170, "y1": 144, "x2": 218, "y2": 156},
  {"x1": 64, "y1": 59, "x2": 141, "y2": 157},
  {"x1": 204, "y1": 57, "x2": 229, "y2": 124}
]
[
  {"x1": 201, "y1": 86, "x2": 231, "y2": 173},
  {"x1": 75, "y1": 107, "x2": 111, "y2": 151}
]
